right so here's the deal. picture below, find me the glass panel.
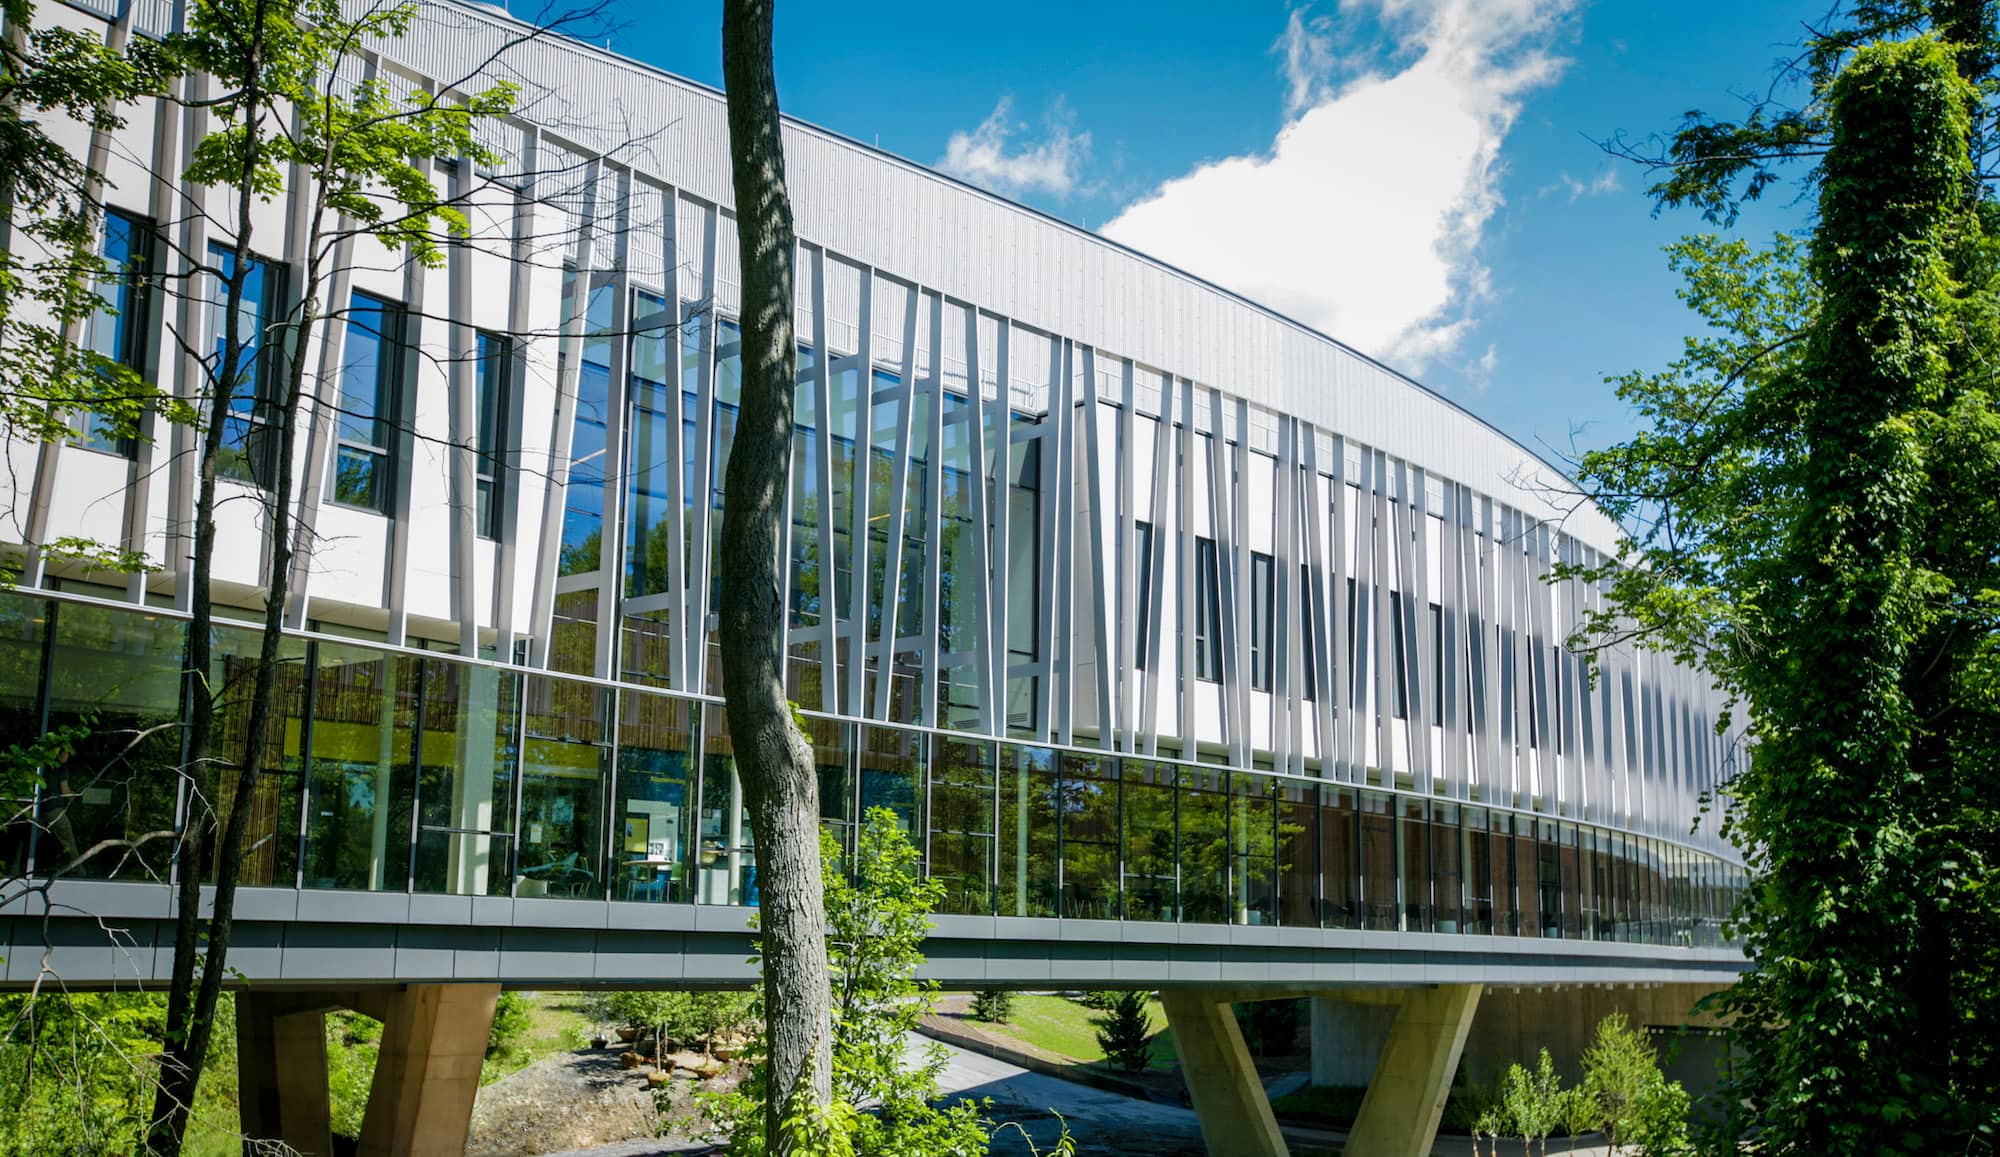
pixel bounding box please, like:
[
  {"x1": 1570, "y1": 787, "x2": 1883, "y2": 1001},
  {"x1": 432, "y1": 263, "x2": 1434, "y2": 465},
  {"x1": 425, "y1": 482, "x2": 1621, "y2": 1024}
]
[
  {"x1": 548, "y1": 588, "x2": 597, "y2": 677},
  {"x1": 626, "y1": 316, "x2": 679, "y2": 598},
  {"x1": 334, "y1": 292, "x2": 402, "y2": 511},
  {"x1": 1537, "y1": 819, "x2": 1563, "y2": 937},
  {"x1": 612, "y1": 691, "x2": 696, "y2": 903},
  {"x1": 1318, "y1": 785, "x2": 1360, "y2": 929},
  {"x1": 211, "y1": 245, "x2": 284, "y2": 486},
  {"x1": 207, "y1": 625, "x2": 310, "y2": 887},
  {"x1": 1057, "y1": 752, "x2": 1118, "y2": 920},
  {"x1": 39, "y1": 603, "x2": 183, "y2": 880},
  {"x1": 474, "y1": 332, "x2": 511, "y2": 539},
  {"x1": 518, "y1": 675, "x2": 609, "y2": 898},
  {"x1": 1178, "y1": 766, "x2": 1228, "y2": 923},
  {"x1": 302, "y1": 644, "x2": 418, "y2": 891},
  {"x1": 998, "y1": 744, "x2": 1057, "y2": 917},
  {"x1": 1004, "y1": 422, "x2": 1040, "y2": 731},
  {"x1": 1462, "y1": 806, "x2": 1492, "y2": 934},
  {"x1": 696, "y1": 705, "x2": 755, "y2": 905},
  {"x1": 809, "y1": 716, "x2": 855, "y2": 861},
  {"x1": 928, "y1": 738, "x2": 994, "y2": 915},
  {"x1": 0, "y1": 595, "x2": 48, "y2": 878},
  {"x1": 1559, "y1": 822, "x2": 1583, "y2": 938},
  {"x1": 1231, "y1": 772, "x2": 1276, "y2": 925},
  {"x1": 558, "y1": 269, "x2": 615, "y2": 575},
  {"x1": 1491, "y1": 809, "x2": 1517, "y2": 936},
  {"x1": 1399, "y1": 797, "x2": 1430, "y2": 932},
  {"x1": 858, "y1": 726, "x2": 922, "y2": 836},
  {"x1": 1120, "y1": 759, "x2": 1176, "y2": 922},
  {"x1": 79, "y1": 210, "x2": 151, "y2": 454},
  {"x1": 1276, "y1": 780, "x2": 1318, "y2": 927},
  {"x1": 1359, "y1": 790, "x2": 1397, "y2": 931},
  {"x1": 412, "y1": 662, "x2": 519, "y2": 896},
  {"x1": 1431, "y1": 802, "x2": 1462, "y2": 933}
]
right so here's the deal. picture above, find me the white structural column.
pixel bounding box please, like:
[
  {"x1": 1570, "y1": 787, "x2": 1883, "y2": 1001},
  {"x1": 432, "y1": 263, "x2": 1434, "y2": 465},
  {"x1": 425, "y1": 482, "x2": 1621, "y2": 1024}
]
[
  {"x1": 1344, "y1": 985, "x2": 1485, "y2": 1157},
  {"x1": 1160, "y1": 991, "x2": 1289, "y2": 1157},
  {"x1": 1136, "y1": 370, "x2": 1175, "y2": 755},
  {"x1": 1080, "y1": 345, "x2": 1115, "y2": 747}
]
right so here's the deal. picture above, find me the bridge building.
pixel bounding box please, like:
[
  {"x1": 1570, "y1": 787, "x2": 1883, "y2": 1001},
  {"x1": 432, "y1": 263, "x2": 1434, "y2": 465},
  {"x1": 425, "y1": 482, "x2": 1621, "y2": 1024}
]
[{"x1": 1, "y1": 1, "x2": 1747, "y2": 1154}]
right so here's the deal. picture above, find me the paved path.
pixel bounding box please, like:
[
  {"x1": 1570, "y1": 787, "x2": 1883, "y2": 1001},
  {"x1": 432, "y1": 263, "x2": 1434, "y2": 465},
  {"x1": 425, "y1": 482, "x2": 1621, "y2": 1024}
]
[{"x1": 528, "y1": 1034, "x2": 1618, "y2": 1157}]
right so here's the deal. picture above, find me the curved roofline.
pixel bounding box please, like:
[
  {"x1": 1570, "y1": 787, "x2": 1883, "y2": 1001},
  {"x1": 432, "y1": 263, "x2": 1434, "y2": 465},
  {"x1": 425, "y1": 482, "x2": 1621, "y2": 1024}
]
[{"x1": 448, "y1": 0, "x2": 1598, "y2": 506}]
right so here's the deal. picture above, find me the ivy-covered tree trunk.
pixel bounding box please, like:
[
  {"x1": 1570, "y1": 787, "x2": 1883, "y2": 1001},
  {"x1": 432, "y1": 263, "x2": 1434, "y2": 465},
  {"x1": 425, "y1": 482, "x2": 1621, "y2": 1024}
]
[
  {"x1": 1725, "y1": 36, "x2": 1975, "y2": 1153},
  {"x1": 716, "y1": 0, "x2": 834, "y2": 1150}
]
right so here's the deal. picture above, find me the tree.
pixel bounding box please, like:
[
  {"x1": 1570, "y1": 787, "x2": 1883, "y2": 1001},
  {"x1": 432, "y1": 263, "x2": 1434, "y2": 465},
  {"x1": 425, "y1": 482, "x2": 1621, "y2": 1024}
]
[
  {"x1": 1092, "y1": 992, "x2": 1154, "y2": 1074},
  {"x1": 1575, "y1": 31, "x2": 2000, "y2": 1153},
  {"x1": 705, "y1": 807, "x2": 988, "y2": 1156},
  {"x1": 970, "y1": 990, "x2": 1015, "y2": 1024},
  {"x1": 1500, "y1": 1048, "x2": 1564, "y2": 1157},
  {"x1": 716, "y1": 1, "x2": 833, "y2": 1151},
  {"x1": 1577, "y1": 1013, "x2": 1654, "y2": 1153},
  {"x1": 141, "y1": 3, "x2": 514, "y2": 1151}
]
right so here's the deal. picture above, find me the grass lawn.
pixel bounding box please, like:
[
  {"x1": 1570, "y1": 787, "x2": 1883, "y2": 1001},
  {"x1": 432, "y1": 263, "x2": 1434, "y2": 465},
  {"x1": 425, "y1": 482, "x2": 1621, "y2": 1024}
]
[
  {"x1": 976, "y1": 994, "x2": 1178, "y2": 1072},
  {"x1": 1270, "y1": 1084, "x2": 1367, "y2": 1126},
  {"x1": 482, "y1": 991, "x2": 595, "y2": 1084}
]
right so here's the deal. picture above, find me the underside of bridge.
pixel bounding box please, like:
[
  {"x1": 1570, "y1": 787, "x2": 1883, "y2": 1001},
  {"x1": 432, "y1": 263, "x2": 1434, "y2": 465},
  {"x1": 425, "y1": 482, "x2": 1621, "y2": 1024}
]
[{"x1": 228, "y1": 978, "x2": 1721, "y2": 1157}]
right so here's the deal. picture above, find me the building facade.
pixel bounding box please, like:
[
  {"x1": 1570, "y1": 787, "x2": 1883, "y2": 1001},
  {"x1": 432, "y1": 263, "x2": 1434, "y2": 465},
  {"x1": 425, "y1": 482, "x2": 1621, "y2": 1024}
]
[{"x1": 2, "y1": 0, "x2": 1746, "y2": 951}]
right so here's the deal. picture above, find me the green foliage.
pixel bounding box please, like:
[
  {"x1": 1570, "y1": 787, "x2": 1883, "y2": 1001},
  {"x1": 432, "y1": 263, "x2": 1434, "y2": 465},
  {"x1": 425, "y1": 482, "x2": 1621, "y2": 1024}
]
[
  {"x1": 1074, "y1": 990, "x2": 1117, "y2": 1011},
  {"x1": 0, "y1": 992, "x2": 238, "y2": 1156},
  {"x1": 1577, "y1": 32, "x2": 2000, "y2": 1154},
  {"x1": 969, "y1": 990, "x2": 1015, "y2": 1024},
  {"x1": 0, "y1": 5, "x2": 187, "y2": 521},
  {"x1": 1090, "y1": 991, "x2": 1154, "y2": 1074},
  {"x1": 1578, "y1": 1013, "x2": 1656, "y2": 1151},
  {"x1": 486, "y1": 991, "x2": 533, "y2": 1064},
  {"x1": 1500, "y1": 1049, "x2": 1565, "y2": 1156},
  {"x1": 325, "y1": 1010, "x2": 379, "y2": 1139},
  {"x1": 697, "y1": 808, "x2": 989, "y2": 1156}
]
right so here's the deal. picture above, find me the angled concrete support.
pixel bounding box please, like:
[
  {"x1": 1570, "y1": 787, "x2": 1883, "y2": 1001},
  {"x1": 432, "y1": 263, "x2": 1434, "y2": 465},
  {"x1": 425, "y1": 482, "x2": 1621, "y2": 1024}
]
[
  {"x1": 1160, "y1": 991, "x2": 1288, "y2": 1157},
  {"x1": 237, "y1": 993, "x2": 334, "y2": 1157},
  {"x1": 1345, "y1": 984, "x2": 1484, "y2": 1157},
  {"x1": 357, "y1": 983, "x2": 500, "y2": 1157}
]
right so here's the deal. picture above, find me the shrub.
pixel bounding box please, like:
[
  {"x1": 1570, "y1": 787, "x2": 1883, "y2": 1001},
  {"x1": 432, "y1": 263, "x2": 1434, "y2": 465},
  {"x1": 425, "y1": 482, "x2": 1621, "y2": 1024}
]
[
  {"x1": 487, "y1": 991, "x2": 534, "y2": 1062},
  {"x1": 1501, "y1": 1048, "x2": 1565, "y2": 1155},
  {"x1": 1076, "y1": 990, "x2": 1119, "y2": 1010},
  {"x1": 970, "y1": 989, "x2": 1015, "y2": 1023},
  {"x1": 1093, "y1": 991, "x2": 1155, "y2": 1073}
]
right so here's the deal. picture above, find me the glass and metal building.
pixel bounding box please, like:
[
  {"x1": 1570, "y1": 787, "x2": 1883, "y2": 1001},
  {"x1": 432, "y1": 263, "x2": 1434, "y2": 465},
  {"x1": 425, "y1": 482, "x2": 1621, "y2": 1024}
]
[{"x1": 1, "y1": 0, "x2": 1746, "y2": 957}]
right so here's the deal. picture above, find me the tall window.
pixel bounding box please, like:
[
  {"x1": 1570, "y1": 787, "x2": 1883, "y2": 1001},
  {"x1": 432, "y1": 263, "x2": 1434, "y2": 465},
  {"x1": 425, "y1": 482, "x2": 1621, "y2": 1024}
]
[
  {"x1": 1133, "y1": 521, "x2": 1153, "y2": 671},
  {"x1": 474, "y1": 331, "x2": 511, "y2": 539},
  {"x1": 77, "y1": 210, "x2": 154, "y2": 455},
  {"x1": 333, "y1": 291, "x2": 404, "y2": 512},
  {"x1": 1251, "y1": 551, "x2": 1274, "y2": 691},
  {"x1": 1194, "y1": 536, "x2": 1222, "y2": 682},
  {"x1": 1299, "y1": 563, "x2": 1317, "y2": 701},
  {"x1": 209, "y1": 243, "x2": 286, "y2": 486}
]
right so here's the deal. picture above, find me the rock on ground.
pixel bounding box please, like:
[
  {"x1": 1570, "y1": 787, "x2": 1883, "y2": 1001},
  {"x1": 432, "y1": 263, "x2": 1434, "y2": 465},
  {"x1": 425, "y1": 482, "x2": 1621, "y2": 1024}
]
[{"x1": 468, "y1": 1048, "x2": 733, "y2": 1157}]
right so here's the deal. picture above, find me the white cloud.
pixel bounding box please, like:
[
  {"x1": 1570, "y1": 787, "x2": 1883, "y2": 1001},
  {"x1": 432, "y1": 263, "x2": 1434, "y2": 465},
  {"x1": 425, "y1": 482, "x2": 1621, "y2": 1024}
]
[
  {"x1": 1541, "y1": 165, "x2": 1621, "y2": 201},
  {"x1": 939, "y1": 97, "x2": 1092, "y2": 200},
  {"x1": 1100, "y1": 0, "x2": 1575, "y2": 370}
]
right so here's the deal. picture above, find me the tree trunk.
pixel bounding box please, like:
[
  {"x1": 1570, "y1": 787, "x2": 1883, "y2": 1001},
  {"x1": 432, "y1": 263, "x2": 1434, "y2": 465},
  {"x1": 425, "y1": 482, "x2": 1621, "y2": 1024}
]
[
  {"x1": 717, "y1": 1, "x2": 833, "y2": 1151},
  {"x1": 148, "y1": 5, "x2": 273, "y2": 1152}
]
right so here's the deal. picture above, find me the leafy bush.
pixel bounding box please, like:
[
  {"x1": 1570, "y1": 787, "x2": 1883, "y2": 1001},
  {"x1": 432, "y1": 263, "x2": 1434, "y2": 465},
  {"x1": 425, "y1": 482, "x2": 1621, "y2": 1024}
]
[
  {"x1": 487, "y1": 991, "x2": 534, "y2": 1062},
  {"x1": 1092, "y1": 991, "x2": 1155, "y2": 1073},
  {"x1": 1500, "y1": 1048, "x2": 1565, "y2": 1155},
  {"x1": 970, "y1": 989, "x2": 1015, "y2": 1023},
  {"x1": 1075, "y1": 990, "x2": 1118, "y2": 1011}
]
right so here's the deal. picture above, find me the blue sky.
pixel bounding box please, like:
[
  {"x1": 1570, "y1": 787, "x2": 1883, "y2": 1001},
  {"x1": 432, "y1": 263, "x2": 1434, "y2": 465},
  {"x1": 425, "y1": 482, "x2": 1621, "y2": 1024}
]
[{"x1": 554, "y1": 0, "x2": 1815, "y2": 461}]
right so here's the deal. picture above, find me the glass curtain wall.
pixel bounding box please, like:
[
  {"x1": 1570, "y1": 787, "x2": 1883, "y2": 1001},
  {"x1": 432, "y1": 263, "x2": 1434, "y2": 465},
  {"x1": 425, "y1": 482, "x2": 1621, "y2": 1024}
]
[{"x1": 0, "y1": 592, "x2": 1756, "y2": 939}]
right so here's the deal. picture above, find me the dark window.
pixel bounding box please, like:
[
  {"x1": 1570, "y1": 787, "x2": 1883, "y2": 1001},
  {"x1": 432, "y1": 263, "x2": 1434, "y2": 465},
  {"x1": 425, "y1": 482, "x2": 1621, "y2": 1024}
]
[
  {"x1": 1251, "y1": 552, "x2": 1274, "y2": 691},
  {"x1": 333, "y1": 291, "x2": 404, "y2": 512},
  {"x1": 1299, "y1": 564, "x2": 1318, "y2": 701},
  {"x1": 1134, "y1": 521, "x2": 1153, "y2": 671},
  {"x1": 209, "y1": 243, "x2": 287, "y2": 486},
  {"x1": 77, "y1": 210, "x2": 153, "y2": 455},
  {"x1": 1194, "y1": 536, "x2": 1222, "y2": 682},
  {"x1": 474, "y1": 331, "x2": 511, "y2": 539}
]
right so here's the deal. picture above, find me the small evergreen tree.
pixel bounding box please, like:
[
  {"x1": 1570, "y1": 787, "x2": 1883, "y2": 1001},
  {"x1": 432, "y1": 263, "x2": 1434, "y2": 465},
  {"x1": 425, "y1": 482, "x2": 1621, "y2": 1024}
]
[
  {"x1": 1092, "y1": 991, "x2": 1154, "y2": 1073},
  {"x1": 970, "y1": 990, "x2": 1015, "y2": 1024}
]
